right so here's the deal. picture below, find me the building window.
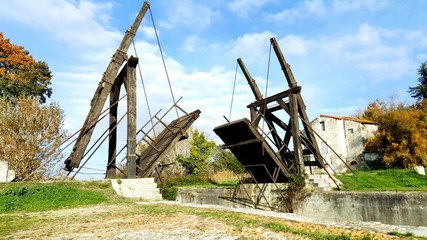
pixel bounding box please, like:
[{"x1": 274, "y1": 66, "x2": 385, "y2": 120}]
[
  {"x1": 348, "y1": 128, "x2": 354, "y2": 134},
  {"x1": 320, "y1": 121, "x2": 325, "y2": 131}
]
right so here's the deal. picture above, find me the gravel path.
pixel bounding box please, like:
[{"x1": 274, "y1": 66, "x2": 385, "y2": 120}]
[
  {"x1": 147, "y1": 201, "x2": 427, "y2": 238},
  {"x1": 4, "y1": 201, "x2": 426, "y2": 239}
]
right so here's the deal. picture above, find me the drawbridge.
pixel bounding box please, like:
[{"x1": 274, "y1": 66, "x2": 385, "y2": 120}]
[
  {"x1": 215, "y1": 37, "x2": 333, "y2": 185},
  {"x1": 63, "y1": 1, "x2": 200, "y2": 179}
]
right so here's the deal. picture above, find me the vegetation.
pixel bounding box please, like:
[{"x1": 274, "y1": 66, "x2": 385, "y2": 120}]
[
  {"x1": 176, "y1": 129, "x2": 216, "y2": 175},
  {"x1": 0, "y1": 96, "x2": 68, "y2": 180},
  {"x1": 0, "y1": 181, "x2": 112, "y2": 213},
  {"x1": 0, "y1": 32, "x2": 52, "y2": 103},
  {"x1": 408, "y1": 61, "x2": 427, "y2": 103},
  {"x1": 281, "y1": 174, "x2": 307, "y2": 212},
  {"x1": 358, "y1": 98, "x2": 427, "y2": 168},
  {"x1": 336, "y1": 169, "x2": 427, "y2": 191},
  {"x1": 0, "y1": 33, "x2": 67, "y2": 181}
]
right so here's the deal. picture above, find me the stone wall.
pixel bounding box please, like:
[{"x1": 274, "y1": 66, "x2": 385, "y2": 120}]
[
  {"x1": 177, "y1": 187, "x2": 427, "y2": 227},
  {"x1": 297, "y1": 191, "x2": 427, "y2": 227}
]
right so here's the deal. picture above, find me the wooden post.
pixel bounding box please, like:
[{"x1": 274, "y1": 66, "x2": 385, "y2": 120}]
[
  {"x1": 126, "y1": 57, "x2": 138, "y2": 178},
  {"x1": 106, "y1": 82, "x2": 121, "y2": 178},
  {"x1": 65, "y1": 1, "x2": 150, "y2": 170},
  {"x1": 289, "y1": 92, "x2": 304, "y2": 174}
]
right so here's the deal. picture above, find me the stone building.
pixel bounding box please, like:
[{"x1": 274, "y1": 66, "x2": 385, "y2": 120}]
[
  {"x1": 0, "y1": 161, "x2": 15, "y2": 182},
  {"x1": 310, "y1": 115, "x2": 379, "y2": 173}
]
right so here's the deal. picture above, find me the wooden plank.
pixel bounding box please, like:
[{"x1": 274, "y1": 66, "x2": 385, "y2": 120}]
[
  {"x1": 214, "y1": 118, "x2": 292, "y2": 183},
  {"x1": 137, "y1": 110, "x2": 201, "y2": 177}
]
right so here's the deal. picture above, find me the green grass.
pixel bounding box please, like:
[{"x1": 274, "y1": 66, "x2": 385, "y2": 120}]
[
  {"x1": 336, "y1": 169, "x2": 427, "y2": 191},
  {"x1": 0, "y1": 181, "x2": 113, "y2": 213}
]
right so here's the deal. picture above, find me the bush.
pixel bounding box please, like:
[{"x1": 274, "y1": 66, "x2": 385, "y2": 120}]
[{"x1": 281, "y1": 174, "x2": 307, "y2": 212}]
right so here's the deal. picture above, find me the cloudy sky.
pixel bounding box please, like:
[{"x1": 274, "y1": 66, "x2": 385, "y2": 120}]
[{"x1": 1, "y1": 0, "x2": 426, "y2": 178}]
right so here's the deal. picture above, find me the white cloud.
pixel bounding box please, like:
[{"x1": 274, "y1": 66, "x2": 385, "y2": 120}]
[
  {"x1": 266, "y1": 0, "x2": 327, "y2": 22},
  {"x1": 266, "y1": 0, "x2": 389, "y2": 22},
  {"x1": 315, "y1": 24, "x2": 416, "y2": 80},
  {"x1": 278, "y1": 35, "x2": 309, "y2": 56},
  {"x1": 0, "y1": 0, "x2": 122, "y2": 63},
  {"x1": 158, "y1": 0, "x2": 220, "y2": 31},
  {"x1": 228, "y1": 31, "x2": 275, "y2": 63},
  {"x1": 332, "y1": 0, "x2": 390, "y2": 14},
  {"x1": 227, "y1": 0, "x2": 271, "y2": 18},
  {"x1": 183, "y1": 35, "x2": 201, "y2": 52}
]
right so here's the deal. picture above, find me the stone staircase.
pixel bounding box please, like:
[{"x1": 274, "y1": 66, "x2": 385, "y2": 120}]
[
  {"x1": 111, "y1": 178, "x2": 163, "y2": 200},
  {"x1": 305, "y1": 174, "x2": 343, "y2": 191}
]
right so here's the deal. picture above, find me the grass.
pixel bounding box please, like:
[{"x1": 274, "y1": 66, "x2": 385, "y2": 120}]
[
  {"x1": 0, "y1": 180, "x2": 114, "y2": 213},
  {"x1": 335, "y1": 168, "x2": 427, "y2": 191},
  {"x1": 0, "y1": 180, "x2": 424, "y2": 239}
]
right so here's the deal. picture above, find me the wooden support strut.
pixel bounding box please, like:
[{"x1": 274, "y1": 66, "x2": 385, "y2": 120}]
[{"x1": 65, "y1": 1, "x2": 150, "y2": 170}]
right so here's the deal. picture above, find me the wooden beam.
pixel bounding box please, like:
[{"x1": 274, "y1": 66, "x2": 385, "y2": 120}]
[
  {"x1": 65, "y1": 2, "x2": 150, "y2": 169},
  {"x1": 237, "y1": 58, "x2": 263, "y2": 101},
  {"x1": 125, "y1": 57, "x2": 138, "y2": 178},
  {"x1": 249, "y1": 86, "x2": 301, "y2": 108},
  {"x1": 289, "y1": 92, "x2": 304, "y2": 174},
  {"x1": 106, "y1": 78, "x2": 121, "y2": 179}
]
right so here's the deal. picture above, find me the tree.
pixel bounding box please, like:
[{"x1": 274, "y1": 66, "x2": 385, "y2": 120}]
[
  {"x1": 0, "y1": 96, "x2": 67, "y2": 180},
  {"x1": 0, "y1": 32, "x2": 52, "y2": 103},
  {"x1": 212, "y1": 147, "x2": 244, "y2": 174},
  {"x1": 360, "y1": 99, "x2": 427, "y2": 168},
  {"x1": 177, "y1": 130, "x2": 216, "y2": 175},
  {"x1": 408, "y1": 61, "x2": 427, "y2": 104}
]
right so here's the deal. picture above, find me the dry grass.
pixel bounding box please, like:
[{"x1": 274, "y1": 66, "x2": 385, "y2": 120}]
[{"x1": 209, "y1": 170, "x2": 238, "y2": 185}]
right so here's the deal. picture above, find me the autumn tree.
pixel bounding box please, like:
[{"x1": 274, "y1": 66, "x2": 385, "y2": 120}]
[
  {"x1": 0, "y1": 32, "x2": 52, "y2": 103},
  {"x1": 0, "y1": 96, "x2": 67, "y2": 180},
  {"x1": 360, "y1": 99, "x2": 427, "y2": 168}
]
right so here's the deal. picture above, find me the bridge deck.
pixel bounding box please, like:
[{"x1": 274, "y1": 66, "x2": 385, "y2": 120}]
[
  {"x1": 214, "y1": 118, "x2": 292, "y2": 183},
  {"x1": 137, "y1": 110, "x2": 201, "y2": 177}
]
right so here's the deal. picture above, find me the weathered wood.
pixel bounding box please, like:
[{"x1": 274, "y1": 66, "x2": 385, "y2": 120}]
[
  {"x1": 237, "y1": 58, "x2": 263, "y2": 101},
  {"x1": 289, "y1": 92, "x2": 304, "y2": 174},
  {"x1": 65, "y1": 2, "x2": 150, "y2": 170},
  {"x1": 125, "y1": 57, "x2": 138, "y2": 178},
  {"x1": 137, "y1": 110, "x2": 201, "y2": 178},
  {"x1": 106, "y1": 78, "x2": 121, "y2": 178},
  {"x1": 249, "y1": 86, "x2": 301, "y2": 108}
]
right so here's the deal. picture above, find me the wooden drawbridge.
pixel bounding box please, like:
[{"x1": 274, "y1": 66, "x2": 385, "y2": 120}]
[
  {"x1": 64, "y1": 1, "x2": 200, "y2": 179},
  {"x1": 215, "y1": 37, "x2": 329, "y2": 184}
]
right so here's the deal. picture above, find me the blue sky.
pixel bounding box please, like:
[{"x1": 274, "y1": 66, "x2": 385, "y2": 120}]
[{"x1": 1, "y1": 0, "x2": 426, "y2": 178}]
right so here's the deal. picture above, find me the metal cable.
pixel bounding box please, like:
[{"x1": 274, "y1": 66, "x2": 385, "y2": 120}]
[
  {"x1": 149, "y1": 6, "x2": 179, "y2": 118},
  {"x1": 132, "y1": 40, "x2": 156, "y2": 137},
  {"x1": 229, "y1": 61, "x2": 239, "y2": 121}
]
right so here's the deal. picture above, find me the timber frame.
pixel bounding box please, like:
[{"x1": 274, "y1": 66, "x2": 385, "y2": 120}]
[
  {"x1": 214, "y1": 37, "x2": 327, "y2": 184},
  {"x1": 64, "y1": 1, "x2": 201, "y2": 179}
]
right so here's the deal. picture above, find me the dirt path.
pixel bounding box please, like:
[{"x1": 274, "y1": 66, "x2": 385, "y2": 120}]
[{"x1": 1, "y1": 203, "x2": 405, "y2": 240}]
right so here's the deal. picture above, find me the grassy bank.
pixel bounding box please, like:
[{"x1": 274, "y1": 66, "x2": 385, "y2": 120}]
[
  {"x1": 335, "y1": 169, "x2": 427, "y2": 191},
  {"x1": 0, "y1": 180, "x2": 116, "y2": 213}
]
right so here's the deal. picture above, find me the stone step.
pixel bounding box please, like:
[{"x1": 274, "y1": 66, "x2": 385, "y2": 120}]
[
  {"x1": 111, "y1": 178, "x2": 163, "y2": 200},
  {"x1": 305, "y1": 174, "x2": 341, "y2": 191}
]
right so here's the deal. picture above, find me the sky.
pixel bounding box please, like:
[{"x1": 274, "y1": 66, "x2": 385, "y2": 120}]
[{"x1": 1, "y1": 0, "x2": 426, "y2": 179}]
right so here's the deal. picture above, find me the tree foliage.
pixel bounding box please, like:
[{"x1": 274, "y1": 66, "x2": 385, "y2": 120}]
[
  {"x1": 0, "y1": 32, "x2": 52, "y2": 103},
  {"x1": 212, "y1": 147, "x2": 244, "y2": 174},
  {"x1": 408, "y1": 61, "x2": 427, "y2": 103},
  {"x1": 0, "y1": 97, "x2": 67, "y2": 180},
  {"x1": 177, "y1": 130, "x2": 216, "y2": 175},
  {"x1": 360, "y1": 99, "x2": 427, "y2": 168}
]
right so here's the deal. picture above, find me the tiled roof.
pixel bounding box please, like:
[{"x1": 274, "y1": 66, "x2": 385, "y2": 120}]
[{"x1": 319, "y1": 114, "x2": 378, "y2": 125}]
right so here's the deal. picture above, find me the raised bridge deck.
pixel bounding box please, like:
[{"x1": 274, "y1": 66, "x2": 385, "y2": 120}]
[{"x1": 214, "y1": 118, "x2": 292, "y2": 183}]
